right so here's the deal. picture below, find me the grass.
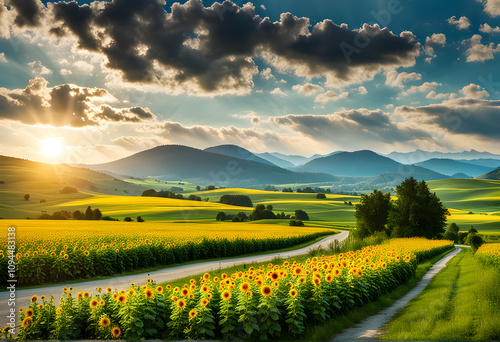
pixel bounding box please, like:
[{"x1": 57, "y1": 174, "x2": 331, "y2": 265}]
[
  {"x1": 382, "y1": 249, "x2": 500, "y2": 341},
  {"x1": 297, "y1": 247, "x2": 455, "y2": 341}
]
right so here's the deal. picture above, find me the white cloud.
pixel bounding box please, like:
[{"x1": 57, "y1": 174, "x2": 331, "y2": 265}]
[
  {"x1": 385, "y1": 70, "x2": 422, "y2": 88},
  {"x1": 426, "y1": 91, "x2": 453, "y2": 100},
  {"x1": 60, "y1": 69, "x2": 72, "y2": 75},
  {"x1": 479, "y1": 23, "x2": 500, "y2": 33},
  {"x1": 424, "y1": 33, "x2": 446, "y2": 58},
  {"x1": 270, "y1": 87, "x2": 287, "y2": 96},
  {"x1": 447, "y1": 16, "x2": 472, "y2": 30},
  {"x1": 292, "y1": 83, "x2": 324, "y2": 96},
  {"x1": 28, "y1": 61, "x2": 52, "y2": 75},
  {"x1": 260, "y1": 4, "x2": 266, "y2": 10},
  {"x1": 0, "y1": 52, "x2": 7, "y2": 63},
  {"x1": 477, "y1": 0, "x2": 500, "y2": 17},
  {"x1": 314, "y1": 90, "x2": 349, "y2": 103},
  {"x1": 464, "y1": 34, "x2": 500, "y2": 62},
  {"x1": 460, "y1": 83, "x2": 489, "y2": 99},
  {"x1": 259, "y1": 67, "x2": 275, "y2": 80},
  {"x1": 357, "y1": 86, "x2": 368, "y2": 94},
  {"x1": 401, "y1": 82, "x2": 440, "y2": 96},
  {"x1": 73, "y1": 60, "x2": 94, "y2": 72}
]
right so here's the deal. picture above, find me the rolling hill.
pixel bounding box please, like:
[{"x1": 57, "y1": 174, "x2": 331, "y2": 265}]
[
  {"x1": 476, "y1": 167, "x2": 500, "y2": 180},
  {"x1": 86, "y1": 145, "x2": 338, "y2": 187},
  {"x1": 295, "y1": 150, "x2": 448, "y2": 179},
  {"x1": 414, "y1": 158, "x2": 494, "y2": 177},
  {"x1": 255, "y1": 153, "x2": 296, "y2": 169},
  {"x1": 204, "y1": 145, "x2": 276, "y2": 167},
  {"x1": 386, "y1": 149, "x2": 500, "y2": 164}
]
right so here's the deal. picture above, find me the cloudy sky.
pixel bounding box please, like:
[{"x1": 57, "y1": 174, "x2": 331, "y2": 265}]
[{"x1": 0, "y1": 0, "x2": 499, "y2": 164}]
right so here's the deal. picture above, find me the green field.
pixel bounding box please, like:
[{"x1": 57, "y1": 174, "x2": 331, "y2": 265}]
[{"x1": 1, "y1": 157, "x2": 499, "y2": 231}]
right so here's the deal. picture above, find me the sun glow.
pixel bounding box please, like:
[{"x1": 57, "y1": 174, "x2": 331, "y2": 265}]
[{"x1": 41, "y1": 138, "x2": 64, "y2": 158}]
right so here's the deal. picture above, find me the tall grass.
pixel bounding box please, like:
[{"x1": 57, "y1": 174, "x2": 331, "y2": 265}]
[{"x1": 383, "y1": 249, "x2": 500, "y2": 341}]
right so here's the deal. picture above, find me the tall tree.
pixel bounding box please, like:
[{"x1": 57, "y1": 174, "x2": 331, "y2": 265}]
[
  {"x1": 388, "y1": 177, "x2": 449, "y2": 238},
  {"x1": 84, "y1": 206, "x2": 93, "y2": 220},
  {"x1": 354, "y1": 189, "x2": 391, "y2": 238}
]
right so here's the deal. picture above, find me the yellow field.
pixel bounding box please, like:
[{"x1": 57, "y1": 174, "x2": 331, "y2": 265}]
[{"x1": 0, "y1": 219, "x2": 333, "y2": 251}]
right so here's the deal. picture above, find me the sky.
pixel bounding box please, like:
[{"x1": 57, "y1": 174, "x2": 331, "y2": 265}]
[{"x1": 0, "y1": 0, "x2": 499, "y2": 164}]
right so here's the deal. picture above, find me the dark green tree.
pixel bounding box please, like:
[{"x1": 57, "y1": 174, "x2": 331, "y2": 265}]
[
  {"x1": 266, "y1": 204, "x2": 273, "y2": 211},
  {"x1": 219, "y1": 194, "x2": 253, "y2": 207},
  {"x1": 24, "y1": 194, "x2": 30, "y2": 201},
  {"x1": 137, "y1": 216, "x2": 145, "y2": 222},
  {"x1": 354, "y1": 189, "x2": 391, "y2": 238},
  {"x1": 388, "y1": 178, "x2": 449, "y2": 238},
  {"x1": 216, "y1": 212, "x2": 226, "y2": 221},
  {"x1": 294, "y1": 210, "x2": 309, "y2": 221},
  {"x1": 124, "y1": 217, "x2": 133, "y2": 222},
  {"x1": 72, "y1": 210, "x2": 83, "y2": 220},
  {"x1": 316, "y1": 193, "x2": 326, "y2": 199},
  {"x1": 92, "y1": 208, "x2": 102, "y2": 220},
  {"x1": 84, "y1": 206, "x2": 93, "y2": 220},
  {"x1": 443, "y1": 222, "x2": 460, "y2": 242}
]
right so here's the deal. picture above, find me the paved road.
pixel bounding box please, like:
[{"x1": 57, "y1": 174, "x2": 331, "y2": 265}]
[
  {"x1": 1, "y1": 230, "x2": 349, "y2": 328},
  {"x1": 330, "y1": 246, "x2": 463, "y2": 341}
]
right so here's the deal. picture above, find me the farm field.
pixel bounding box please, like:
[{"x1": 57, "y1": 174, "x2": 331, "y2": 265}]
[
  {"x1": 9, "y1": 238, "x2": 453, "y2": 340},
  {"x1": 0, "y1": 220, "x2": 335, "y2": 287}
]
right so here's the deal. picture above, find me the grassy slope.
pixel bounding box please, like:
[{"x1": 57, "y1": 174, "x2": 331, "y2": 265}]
[{"x1": 382, "y1": 249, "x2": 500, "y2": 341}]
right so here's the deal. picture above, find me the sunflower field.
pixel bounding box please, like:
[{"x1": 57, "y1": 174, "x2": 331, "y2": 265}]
[
  {"x1": 475, "y1": 243, "x2": 500, "y2": 268},
  {"x1": 5, "y1": 238, "x2": 453, "y2": 340},
  {"x1": 0, "y1": 221, "x2": 334, "y2": 287}
]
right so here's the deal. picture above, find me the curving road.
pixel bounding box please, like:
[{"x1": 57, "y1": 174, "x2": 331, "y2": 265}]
[{"x1": 1, "y1": 230, "x2": 349, "y2": 328}]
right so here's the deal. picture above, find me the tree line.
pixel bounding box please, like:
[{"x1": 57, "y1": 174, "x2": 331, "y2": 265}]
[{"x1": 141, "y1": 189, "x2": 205, "y2": 202}]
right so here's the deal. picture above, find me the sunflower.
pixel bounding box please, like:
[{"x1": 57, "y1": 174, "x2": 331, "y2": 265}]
[
  {"x1": 112, "y1": 293, "x2": 118, "y2": 300},
  {"x1": 63, "y1": 254, "x2": 69, "y2": 259},
  {"x1": 106, "y1": 287, "x2": 113, "y2": 293},
  {"x1": 41, "y1": 295, "x2": 45, "y2": 300},
  {"x1": 83, "y1": 292, "x2": 90, "y2": 298},
  {"x1": 156, "y1": 286, "x2": 163, "y2": 294},
  {"x1": 38, "y1": 304, "x2": 44, "y2": 310},
  {"x1": 145, "y1": 288, "x2": 155, "y2": 299},
  {"x1": 98, "y1": 300, "x2": 105, "y2": 307},
  {"x1": 90, "y1": 299, "x2": 99, "y2": 308},
  {"x1": 270, "y1": 271, "x2": 280, "y2": 281},
  {"x1": 111, "y1": 326, "x2": 121, "y2": 338},
  {"x1": 180, "y1": 288, "x2": 189, "y2": 297},
  {"x1": 261, "y1": 285, "x2": 272, "y2": 297},
  {"x1": 173, "y1": 287, "x2": 180, "y2": 293},
  {"x1": 201, "y1": 285, "x2": 209, "y2": 293},
  {"x1": 325, "y1": 274, "x2": 334, "y2": 283},
  {"x1": 273, "y1": 281, "x2": 279, "y2": 288},
  {"x1": 30, "y1": 295, "x2": 38, "y2": 303},
  {"x1": 56, "y1": 306, "x2": 62, "y2": 314},
  {"x1": 293, "y1": 267, "x2": 302, "y2": 275},
  {"x1": 203, "y1": 273, "x2": 210, "y2": 280},
  {"x1": 357, "y1": 269, "x2": 363, "y2": 277},
  {"x1": 128, "y1": 288, "x2": 136, "y2": 296},
  {"x1": 25, "y1": 308, "x2": 34, "y2": 317},
  {"x1": 99, "y1": 317, "x2": 111, "y2": 327},
  {"x1": 177, "y1": 299, "x2": 186, "y2": 309},
  {"x1": 19, "y1": 308, "x2": 23, "y2": 313},
  {"x1": 289, "y1": 289, "x2": 298, "y2": 298},
  {"x1": 189, "y1": 309, "x2": 197, "y2": 320},
  {"x1": 213, "y1": 277, "x2": 219, "y2": 283},
  {"x1": 239, "y1": 282, "x2": 250, "y2": 293},
  {"x1": 221, "y1": 290, "x2": 232, "y2": 301},
  {"x1": 172, "y1": 296, "x2": 178, "y2": 302},
  {"x1": 201, "y1": 298, "x2": 209, "y2": 307},
  {"x1": 333, "y1": 268, "x2": 342, "y2": 277},
  {"x1": 382, "y1": 262, "x2": 387, "y2": 269},
  {"x1": 298, "y1": 276, "x2": 306, "y2": 284},
  {"x1": 117, "y1": 295, "x2": 128, "y2": 304},
  {"x1": 207, "y1": 293, "x2": 213, "y2": 300},
  {"x1": 84, "y1": 251, "x2": 90, "y2": 256},
  {"x1": 63, "y1": 287, "x2": 68, "y2": 292},
  {"x1": 22, "y1": 317, "x2": 33, "y2": 328},
  {"x1": 77, "y1": 292, "x2": 83, "y2": 300}
]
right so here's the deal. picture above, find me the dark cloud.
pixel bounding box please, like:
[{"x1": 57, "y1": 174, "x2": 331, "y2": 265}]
[
  {"x1": 0, "y1": 77, "x2": 156, "y2": 127},
  {"x1": 270, "y1": 109, "x2": 430, "y2": 145},
  {"x1": 9, "y1": 0, "x2": 420, "y2": 95},
  {"x1": 396, "y1": 98, "x2": 500, "y2": 139},
  {"x1": 7, "y1": 0, "x2": 43, "y2": 26}
]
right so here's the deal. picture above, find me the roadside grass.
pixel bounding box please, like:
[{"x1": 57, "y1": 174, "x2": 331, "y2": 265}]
[
  {"x1": 299, "y1": 247, "x2": 455, "y2": 341},
  {"x1": 382, "y1": 249, "x2": 500, "y2": 341}
]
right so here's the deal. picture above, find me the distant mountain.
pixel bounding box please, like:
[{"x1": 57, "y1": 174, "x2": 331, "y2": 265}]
[
  {"x1": 476, "y1": 167, "x2": 500, "y2": 180},
  {"x1": 296, "y1": 150, "x2": 448, "y2": 179},
  {"x1": 450, "y1": 173, "x2": 472, "y2": 179},
  {"x1": 204, "y1": 145, "x2": 276, "y2": 167},
  {"x1": 386, "y1": 149, "x2": 500, "y2": 164},
  {"x1": 461, "y1": 158, "x2": 500, "y2": 168},
  {"x1": 267, "y1": 151, "x2": 345, "y2": 166},
  {"x1": 86, "y1": 145, "x2": 338, "y2": 187},
  {"x1": 256, "y1": 153, "x2": 295, "y2": 169},
  {"x1": 360, "y1": 170, "x2": 450, "y2": 191},
  {"x1": 414, "y1": 159, "x2": 494, "y2": 177}
]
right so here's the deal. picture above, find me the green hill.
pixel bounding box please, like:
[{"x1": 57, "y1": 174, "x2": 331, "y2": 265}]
[{"x1": 476, "y1": 167, "x2": 500, "y2": 180}]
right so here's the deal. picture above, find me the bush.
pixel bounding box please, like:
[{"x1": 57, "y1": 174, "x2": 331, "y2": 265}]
[
  {"x1": 40, "y1": 199, "x2": 46, "y2": 203},
  {"x1": 60, "y1": 186, "x2": 78, "y2": 194},
  {"x1": 294, "y1": 210, "x2": 309, "y2": 221},
  {"x1": 316, "y1": 193, "x2": 326, "y2": 199},
  {"x1": 289, "y1": 219, "x2": 304, "y2": 227},
  {"x1": 219, "y1": 194, "x2": 253, "y2": 207},
  {"x1": 188, "y1": 194, "x2": 202, "y2": 201},
  {"x1": 137, "y1": 216, "x2": 145, "y2": 222},
  {"x1": 24, "y1": 194, "x2": 30, "y2": 201},
  {"x1": 466, "y1": 233, "x2": 483, "y2": 250},
  {"x1": 216, "y1": 212, "x2": 226, "y2": 221},
  {"x1": 232, "y1": 216, "x2": 243, "y2": 222},
  {"x1": 101, "y1": 216, "x2": 119, "y2": 221},
  {"x1": 124, "y1": 217, "x2": 133, "y2": 222}
]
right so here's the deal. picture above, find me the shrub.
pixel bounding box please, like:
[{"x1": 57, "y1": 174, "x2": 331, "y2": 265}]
[
  {"x1": 124, "y1": 217, "x2": 133, "y2": 222},
  {"x1": 289, "y1": 219, "x2": 304, "y2": 227},
  {"x1": 137, "y1": 216, "x2": 145, "y2": 222},
  {"x1": 216, "y1": 212, "x2": 226, "y2": 221},
  {"x1": 60, "y1": 186, "x2": 78, "y2": 194},
  {"x1": 294, "y1": 210, "x2": 309, "y2": 221},
  {"x1": 219, "y1": 195, "x2": 253, "y2": 207},
  {"x1": 24, "y1": 194, "x2": 30, "y2": 201},
  {"x1": 316, "y1": 193, "x2": 326, "y2": 199}
]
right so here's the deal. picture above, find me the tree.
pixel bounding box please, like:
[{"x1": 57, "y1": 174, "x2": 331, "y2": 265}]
[
  {"x1": 124, "y1": 217, "x2": 133, "y2": 222},
  {"x1": 137, "y1": 216, "x2": 145, "y2": 222},
  {"x1": 316, "y1": 193, "x2": 326, "y2": 199},
  {"x1": 466, "y1": 233, "x2": 483, "y2": 250},
  {"x1": 216, "y1": 212, "x2": 226, "y2": 221},
  {"x1": 196, "y1": 185, "x2": 201, "y2": 191},
  {"x1": 250, "y1": 204, "x2": 276, "y2": 221},
  {"x1": 84, "y1": 206, "x2": 94, "y2": 220},
  {"x1": 443, "y1": 222, "x2": 460, "y2": 242},
  {"x1": 219, "y1": 195, "x2": 253, "y2": 207},
  {"x1": 24, "y1": 194, "x2": 30, "y2": 201},
  {"x1": 205, "y1": 185, "x2": 216, "y2": 190},
  {"x1": 295, "y1": 210, "x2": 309, "y2": 221},
  {"x1": 232, "y1": 216, "x2": 243, "y2": 222},
  {"x1": 388, "y1": 178, "x2": 449, "y2": 239},
  {"x1": 289, "y1": 219, "x2": 304, "y2": 227},
  {"x1": 468, "y1": 226, "x2": 478, "y2": 234},
  {"x1": 282, "y1": 188, "x2": 293, "y2": 193},
  {"x1": 354, "y1": 189, "x2": 391, "y2": 238},
  {"x1": 266, "y1": 204, "x2": 273, "y2": 211},
  {"x1": 302, "y1": 187, "x2": 314, "y2": 193},
  {"x1": 92, "y1": 208, "x2": 102, "y2": 220},
  {"x1": 60, "y1": 186, "x2": 78, "y2": 194},
  {"x1": 72, "y1": 210, "x2": 83, "y2": 220},
  {"x1": 188, "y1": 195, "x2": 202, "y2": 201}
]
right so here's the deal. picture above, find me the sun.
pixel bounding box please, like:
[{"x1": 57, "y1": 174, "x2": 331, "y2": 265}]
[{"x1": 41, "y1": 138, "x2": 64, "y2": 158}]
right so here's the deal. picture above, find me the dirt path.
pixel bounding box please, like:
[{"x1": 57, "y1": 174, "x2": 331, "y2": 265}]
[
  {"x1": 0, "y1": 231, "x2": 348, "y2": 328},
  {"x1": 331, "y1": 246, "x2": 463, "y2": 341}
]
